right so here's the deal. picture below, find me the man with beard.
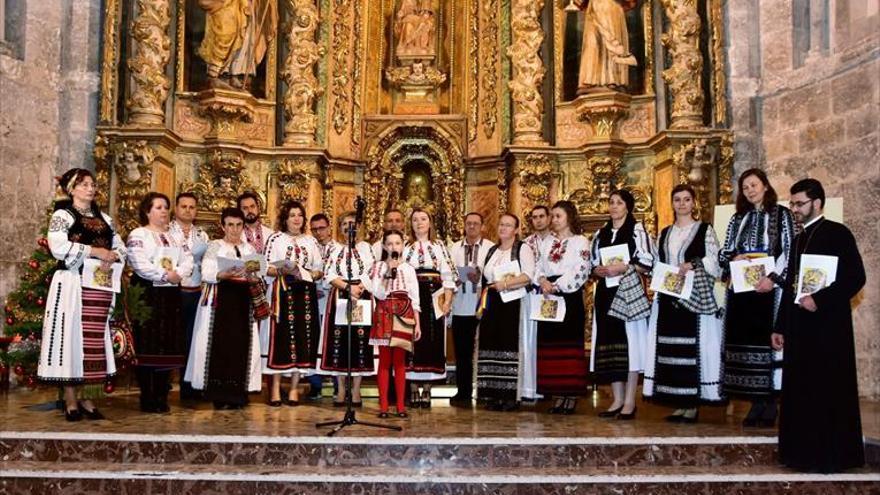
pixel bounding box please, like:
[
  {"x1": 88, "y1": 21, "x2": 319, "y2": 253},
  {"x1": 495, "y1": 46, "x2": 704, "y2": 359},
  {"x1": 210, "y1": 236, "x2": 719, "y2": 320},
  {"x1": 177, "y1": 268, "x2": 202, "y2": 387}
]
[
  {"x1": 372, "y1": 209, "x2": 407, "y2": 259},
  {"x1": 448, "y1": 212, "x2": 493, "y2": 406},
  {"x1": 519, "y1": 205, "x2": 554, "y2": 403},
  {"x1": 237, "y1": 192, "x2": 274, "y2": 254},
  {"x1": 773, "y1": 178, "x2": 866, "y2": 473}
]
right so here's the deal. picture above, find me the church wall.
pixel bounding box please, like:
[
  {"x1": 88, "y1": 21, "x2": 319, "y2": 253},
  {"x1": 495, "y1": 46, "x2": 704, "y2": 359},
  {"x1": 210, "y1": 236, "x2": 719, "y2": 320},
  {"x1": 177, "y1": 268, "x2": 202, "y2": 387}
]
[
  {"x1": 0, "y1": 0, "x2": 102, "y2": 325},
  {"x1": 726, "y1": 0, "x2": 880, "y2": 398}
]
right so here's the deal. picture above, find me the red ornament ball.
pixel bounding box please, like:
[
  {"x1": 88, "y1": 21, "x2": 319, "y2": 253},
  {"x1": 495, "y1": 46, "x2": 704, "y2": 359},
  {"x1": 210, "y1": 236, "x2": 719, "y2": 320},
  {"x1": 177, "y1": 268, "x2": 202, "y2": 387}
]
[
  {"x1": 103, "y1": 382, "x2": 115, "y2": 394},
  {"x1": 28, "y1": 259, "x2": 39, "y2": 270},
  {"x1": 25, "y1": 375, "x2": 37, "y2": 389},
  {"x1": 13, "y1": 364, "x2": 24, "y2": 376},
  {"x1": 36, "y1": 297, "x2": 45, "y2": 307},
  {"x1": 37, "y1": 237, "x2": 49, "y2": 248},
  {"x1": 5, "y1": 315, "x2": 14, "y2": 326}
]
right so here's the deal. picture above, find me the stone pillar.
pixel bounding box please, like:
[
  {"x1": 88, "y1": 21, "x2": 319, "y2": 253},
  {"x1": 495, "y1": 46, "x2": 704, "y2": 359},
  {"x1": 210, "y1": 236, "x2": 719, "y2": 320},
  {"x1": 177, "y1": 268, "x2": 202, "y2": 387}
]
[
  {"x1": 283, "y1": 0, "x2": 323, "y2": 146},
  {"x1": 507, "y1": 0, "x2": 547, "y2": 145},
  {"x1": 126, "y1": 0, "x2": 171, "y2": 126},
  {"x1": 660, "y1": 0, "x2": 704, "y2": 129}
]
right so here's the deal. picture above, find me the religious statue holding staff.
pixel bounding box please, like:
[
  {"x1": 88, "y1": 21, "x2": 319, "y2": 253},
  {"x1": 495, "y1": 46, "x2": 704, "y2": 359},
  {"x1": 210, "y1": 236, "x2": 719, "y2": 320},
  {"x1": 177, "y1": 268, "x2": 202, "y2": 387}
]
[
  {"x1": 394, "y1": 0, "x2": 436, "y2": 57},
  {"x1": 198, "y1": 0, "x2": 278, "y2": 91},
  {"x1": 571, "y1": 0, "x2": 638, "y2": 94}
]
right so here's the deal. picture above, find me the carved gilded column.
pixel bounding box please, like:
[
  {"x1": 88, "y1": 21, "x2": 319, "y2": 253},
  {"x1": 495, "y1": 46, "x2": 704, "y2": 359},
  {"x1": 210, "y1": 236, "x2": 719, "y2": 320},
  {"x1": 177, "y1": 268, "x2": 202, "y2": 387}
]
[
  {"x1": 507, "y1": 0, "x2": 547, "y2": 145},
  {"x1": 126, "y1": 0, "x2": 172, "y2": 126},
  {"x1": 660, "y1": 0, "x2": 704, "y2": 129},
  {"x1": 283, "y1": 0, "x2": 324, "y2": 146}
]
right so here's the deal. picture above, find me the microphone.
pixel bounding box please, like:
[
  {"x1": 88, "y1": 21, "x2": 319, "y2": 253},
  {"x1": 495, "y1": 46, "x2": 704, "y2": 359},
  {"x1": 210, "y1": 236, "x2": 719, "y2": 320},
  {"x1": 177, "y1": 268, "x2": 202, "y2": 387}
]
[
  {"x1": 389, "y1": 251, "x2": 400, "y2": 280},
  {"x1": 355, "y1": 196, "x2": 366, "y2": 224}
]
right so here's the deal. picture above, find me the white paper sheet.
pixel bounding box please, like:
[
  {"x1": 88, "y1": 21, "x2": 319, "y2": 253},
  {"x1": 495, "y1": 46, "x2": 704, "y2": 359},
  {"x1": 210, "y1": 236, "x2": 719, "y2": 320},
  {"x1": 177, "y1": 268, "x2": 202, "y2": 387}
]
[
  {"x1": 599, "y1": 244, "x2": 631, "y2": 288},
  {"x1": 81, "y1": 259, "x2": 123, "y2": 293},
  {"x1": 730, "y1": 256, "x2": 776, "y2": 293},
  {"x1": 649, "y1": 261, "x2": 695, "y2": 300},
  {"x1": 528, "y1": 293, "x2": 566, "y2": 322},
  {"x1": 493, "y1": 260, "x2": 526, "y2": 303},
  {"x1": 795, "y1": 254, "x2": 838, "y2": 303}
]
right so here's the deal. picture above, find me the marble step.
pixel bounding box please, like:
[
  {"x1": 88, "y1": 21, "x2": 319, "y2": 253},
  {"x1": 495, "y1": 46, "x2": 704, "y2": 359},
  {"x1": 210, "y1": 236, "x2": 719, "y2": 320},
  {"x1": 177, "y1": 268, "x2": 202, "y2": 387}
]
[
  {"x1": 2, "y1": 460, "x2": 879, "y2": 495},
  {"x1": 0, "y1": 432, "x2": 788, "y2": 469}
]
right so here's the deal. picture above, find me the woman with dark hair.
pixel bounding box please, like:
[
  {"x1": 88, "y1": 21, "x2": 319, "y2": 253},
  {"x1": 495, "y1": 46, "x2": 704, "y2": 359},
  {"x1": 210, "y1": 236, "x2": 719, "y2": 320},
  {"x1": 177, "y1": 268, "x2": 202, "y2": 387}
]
[
  {"x1": 719, "y1": 168, "x2": 793, "y2": 427},
  {"x1": 402, "y1": 208, "x2": 457, "y2": 408},
  {"x1": 369, "y1": 230, "x2": 422, "y2": 418},
  {"x1": 185, "y1": 208, "x2": 265, "y2": 410},
  {"x1": 127, "y1": 192, "x2": 194, "y2": 413},
  {"x1": 319, "y1": 211, "x2": 377, "y2": 406},
  {"x1": 37, "y1": 169, "x2": 126, "y2": 421},
  {"x1": 262, "y1": 200, "x2": 323, "y2": 406},
  {"x1": 643, "y1": 184, "x2": 724, "y2": 423},
  {"x1": 589, "y1": 190, "x2": 654, "y2": 420},
  {"x1": 535, "y1": 200, "x2": 591, "y2": 414},
  {"x1": 475, "y1": 213, "x2": 536, "y2": 412}
]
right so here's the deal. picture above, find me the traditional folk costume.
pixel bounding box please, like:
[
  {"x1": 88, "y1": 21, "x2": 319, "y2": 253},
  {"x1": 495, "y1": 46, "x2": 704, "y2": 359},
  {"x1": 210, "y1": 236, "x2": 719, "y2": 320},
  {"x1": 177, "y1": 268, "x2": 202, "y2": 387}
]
[
  {"x1": 169, "y1": 219, "x2": 209, "y2": 398},
  {"x1": 316, "y1": 239, "x2": 343, "y2": 326},
  {"x1": 643, "y1": 222, "x2": 724, "y2": 407},
  {"x1": 369, "y1": 260, "x2": 420, "y2": 414},
  {"x1": 402, "y1": 240, "x2": 457, "y2": 381},
  {"x1": 589, "y1": 218, "x2": 653, "y2": 385},
  {"x1": 475, "y1": 241, "x2": 536, "y2": 404},
  {"x1": 184, "y1": 240, "x2": 265, "y2": 407},
  {"x1": 38, "y1": 205, "x2": 126, "y2": 389},
  {"x1": 127, "y1": 226, "x2": 194, "y2": 411},
  {"x1": 262, "y1": 232, "x2": 323, "y2": 374},
  {"x1": 449, "y1": 237, "x2": 494, "y2": 401},
  {"x1": 318, "y1": 240, "x2": 377, "y2": 376},
  {"x1": 777, "y1": 216, "x2": 866, "y2": 472},
  {"x1": 719, "y1": 205, "x2": 793, "y2": 399},
  {"x1": 241, "y1": 221, "x2": 274, "y2": 255},
  {"x1": 535, "y1": 234, "x2": 592, "y2": 396},
  {"x1": 520, "y1": 231, "x2": 555, "y2": 400}
]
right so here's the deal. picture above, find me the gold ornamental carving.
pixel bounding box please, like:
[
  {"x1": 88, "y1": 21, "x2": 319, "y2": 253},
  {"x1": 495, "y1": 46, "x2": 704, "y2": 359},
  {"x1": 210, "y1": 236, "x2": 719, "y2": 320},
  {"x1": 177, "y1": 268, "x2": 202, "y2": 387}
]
[
  {"x1": 567, "y1": 155, "x2": 623, "y2": 214},
  {"x1": 331, "y1": 0, "x2": 352, "y2": 136},
  {"x1": 182, "y1": 151, "x2": 258, "y2": 212},
  {"x1": 282, "y1": 0, "x2": 324, "y2": 146},
  {"x1": 321, "y1": 162, "x2": 334, "y2": 213},
  {"x1": 660, "y1": 0, "x2": 704, "y2": 129},
  {"x1": 126, "y1": 0, "x2": 171, "y2": 126},
  {"x1": 114, "y1": 140, "x2": 156, "y2": 235},
  {"x1": 497, "y1": 165, "x2": 509, "y2": 214},
  {"x1": 385, "y1": 63, "x2": 447, "y2": 88},
  {"x1": 480, "y1": 0, "x2": 500, "y2": 139},
  {"x1": 92, "y1": 135, "x2": 113, "y2": 208},
  {"x1": 507, "y1": 0, "x2": 547, "y2": 145},
  {"x1": 709, "y1": 0, "x2": 727, "y2": 125},
  {"x1": 574, "y1": 91, "x2": 632, "y2": 140},
  {"x1": 674, "y1": 138, "x2": 716, "y2": 221},
  {"x1": 99, "y1": 0, "x2": 122, "y2": 124},
  {"x1": 350, "y1": 0, "x2": 364, "y2": 151},
  {"x1": 468, "y1": 0, "x2": 479, "y2": 142},
  {"x1": 717, "y1": 133, "x2": 735, "y2": 204},
  {"x1": 275, "y1": 157, "x2": 314, "y2": 203},
  {"x1": 515, "y1": 154, "x2": 556, "y2": 206}
]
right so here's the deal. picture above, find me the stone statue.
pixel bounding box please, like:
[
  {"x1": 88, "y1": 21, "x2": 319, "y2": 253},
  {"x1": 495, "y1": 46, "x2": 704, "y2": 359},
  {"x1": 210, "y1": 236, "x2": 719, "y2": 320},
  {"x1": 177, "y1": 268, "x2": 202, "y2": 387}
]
[
  {"x1": 575, "y1": 0, "x2": 638, "y2": 94},
  {"x1": 119, "y1": 150, "x2": 142, "y2": 184},
  {"x1": 198, "y1": 0, "x2": 278, "y2": 91},
  {"x1": 394, "y1": 0, "x2": 436, "y2": 57}
]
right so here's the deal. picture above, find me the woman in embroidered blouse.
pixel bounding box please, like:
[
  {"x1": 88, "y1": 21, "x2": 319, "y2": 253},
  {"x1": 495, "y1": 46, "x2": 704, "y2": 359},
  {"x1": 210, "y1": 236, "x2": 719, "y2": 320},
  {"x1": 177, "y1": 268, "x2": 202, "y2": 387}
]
[
  {"x1": 127, "y1": 192, "x2": 194, "y2": 413},
  {"x1": 370, "y1": 230, "x2": 422, "y2": 418},
  {"x1": 643, "y1": 184, "x2": 724, "y2": 423},
  {"x1": 476, "y1": 213, "x2": 536, "y2": 412},
  {"x1": 590, "y1": 190, "x2": 654, "y2": 420},
  {"x1": 402, "y1": 208, "x2": 456, "y2": 408},
  {"x1": 319, "y1": 211, "x2": 377, "y2": 406},
  {"x1": 719, "y1": 168, "x2": 793, "y2": 427},
  {"x1": 535, "y1": 200, "x2": 591, "y2": 414},
  {"x1": 262, "y1": 201, "x2": 323, "y2": 406},
  {"x1": 38, "y1": 169, "x2": 126, "y2": 421}
]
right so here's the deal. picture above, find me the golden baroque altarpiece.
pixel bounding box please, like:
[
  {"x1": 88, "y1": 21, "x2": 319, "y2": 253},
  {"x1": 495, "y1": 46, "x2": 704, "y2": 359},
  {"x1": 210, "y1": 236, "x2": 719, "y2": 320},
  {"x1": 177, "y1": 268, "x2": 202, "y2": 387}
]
[{"x1": 95, "y1": 0, "x2": 733, "y2": 250}]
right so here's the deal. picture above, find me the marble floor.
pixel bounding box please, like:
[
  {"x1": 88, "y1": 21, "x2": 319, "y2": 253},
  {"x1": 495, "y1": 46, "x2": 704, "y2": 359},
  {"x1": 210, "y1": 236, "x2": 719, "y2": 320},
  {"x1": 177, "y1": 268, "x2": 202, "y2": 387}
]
[{"x1": 1, "y1": 384, "x2": 877, "y2": 440}]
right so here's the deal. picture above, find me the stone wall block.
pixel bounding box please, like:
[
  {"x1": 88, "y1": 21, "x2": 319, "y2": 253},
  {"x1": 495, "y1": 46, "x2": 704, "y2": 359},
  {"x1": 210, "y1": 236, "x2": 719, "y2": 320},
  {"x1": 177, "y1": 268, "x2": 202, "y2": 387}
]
[
  {"x1": 797, "y1": 118, "x2": 844, "y2": 152},
  {"x1": 832, "y1": 63, "x2": 879, "y2": 114}
]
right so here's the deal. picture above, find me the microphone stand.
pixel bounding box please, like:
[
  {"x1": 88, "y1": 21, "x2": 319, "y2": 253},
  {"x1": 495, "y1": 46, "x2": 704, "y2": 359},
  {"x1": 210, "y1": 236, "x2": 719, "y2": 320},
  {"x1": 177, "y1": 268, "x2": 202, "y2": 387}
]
[{"x1": 317, "y1": 203, "x2": 401, "y2": 436}]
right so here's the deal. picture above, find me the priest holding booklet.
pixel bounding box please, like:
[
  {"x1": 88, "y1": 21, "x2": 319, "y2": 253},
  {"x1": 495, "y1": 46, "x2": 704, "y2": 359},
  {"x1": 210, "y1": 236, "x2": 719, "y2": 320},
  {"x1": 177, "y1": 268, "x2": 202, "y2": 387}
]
[{"x1": 773, "y1": 178, "x2": 866, "y2": 473}]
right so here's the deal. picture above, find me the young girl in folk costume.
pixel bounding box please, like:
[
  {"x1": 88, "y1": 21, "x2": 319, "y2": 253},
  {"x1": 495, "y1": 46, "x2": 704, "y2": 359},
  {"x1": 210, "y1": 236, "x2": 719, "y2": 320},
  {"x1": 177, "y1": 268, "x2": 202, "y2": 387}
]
[
  {"x1": 262, "y1": 201, "x2": 324, "y2": 406},
  {"x1": 38, "y1": 169, "x2": 126, "y2": 421},
  {"x1": 370, "y1": 230, "x2": 421, "y2": 418},
  {"x1": 402, "y1": 208, "x2": 457, "y2": 408}
]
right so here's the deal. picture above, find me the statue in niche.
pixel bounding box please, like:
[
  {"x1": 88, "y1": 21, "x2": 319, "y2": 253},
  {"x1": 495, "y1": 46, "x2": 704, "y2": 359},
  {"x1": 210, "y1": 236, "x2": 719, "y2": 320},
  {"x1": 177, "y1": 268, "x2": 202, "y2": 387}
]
[
  {"x1": 119, "y1": 150, "x2": 142, "y2": 184},
  {"x1": 394, "y1": 0, "x2": 436, "y2": 57},
  {"x1": 571, "y1": 0, "x2": 638, "y2": 95},
  {"x1": 399, "y1": 166, "x2": 435, "y2": 217},
  {"x1": 197, "y1": 0, "x2": 278, "y2": 91}
]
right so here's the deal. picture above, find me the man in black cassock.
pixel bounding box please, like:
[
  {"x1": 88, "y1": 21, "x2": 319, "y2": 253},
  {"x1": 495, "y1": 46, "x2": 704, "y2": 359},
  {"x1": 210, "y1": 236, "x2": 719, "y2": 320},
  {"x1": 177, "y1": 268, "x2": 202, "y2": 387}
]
[{"x1": 772, "y1": 178, "x2": 866, "y2": 473}]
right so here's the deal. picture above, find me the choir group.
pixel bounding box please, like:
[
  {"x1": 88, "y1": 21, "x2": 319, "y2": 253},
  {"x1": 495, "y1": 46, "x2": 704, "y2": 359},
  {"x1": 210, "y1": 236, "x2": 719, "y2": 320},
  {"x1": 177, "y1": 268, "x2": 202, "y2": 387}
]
[{"x1": 35, "y1": 166, "x2": 866, "y2": 473}]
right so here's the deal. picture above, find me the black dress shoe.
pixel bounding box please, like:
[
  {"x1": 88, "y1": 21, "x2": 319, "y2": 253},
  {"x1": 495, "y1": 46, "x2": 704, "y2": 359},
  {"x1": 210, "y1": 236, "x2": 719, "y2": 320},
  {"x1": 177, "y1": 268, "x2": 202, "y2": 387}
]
[
  {"x1": 500, "y1": 400, "x2": 520, "y2": 412},
  {"x1": 742, "y1": 402, "x2": 765, "y2": 427},
  {"x1": 598, "y1": 406, "x2": 623, "y2": 418},
  {"x1": 396, "y1": 411, "x2": 409, "y2": 418},
  {"x1": 64, "y1": 408, "x2": 83, "y2": 422},
  {"x1": 679, "y1": 411, "x2": 699, "y2": 424},
  {"x1": 267, "y1": 400, "x2": 283, "y2": 407},
  {"x1": 333, "y1": 400, "x2": 346, "y2": 407},
  {"x1": 378, "y1": 411, "x2": 390, "y2": 419},
  {"x1": 352, "y1": 401, "x2": 363, "y2": 408},
  {"x1": 562, "y1": 398, "x2": 578, "y2": 415},
  {"x1": 79, "y1": 404, "x2": 106, "y2": 420},
  {"x1": 616, "y1": 406, "x2": 637, "y2": 420},
  {"x1": 665, "y1": 413, "x2": 684, "y2": 423}
]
